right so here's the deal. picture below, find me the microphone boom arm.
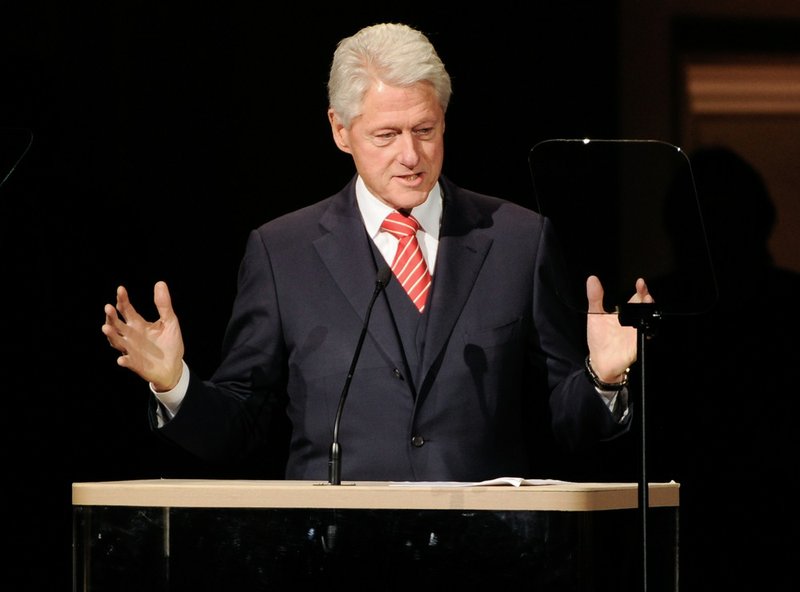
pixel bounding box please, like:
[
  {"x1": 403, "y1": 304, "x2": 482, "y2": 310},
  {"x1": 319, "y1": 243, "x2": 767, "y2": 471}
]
[{"x1": 328, "y1": 265, "x2": 392, "y2": 485}]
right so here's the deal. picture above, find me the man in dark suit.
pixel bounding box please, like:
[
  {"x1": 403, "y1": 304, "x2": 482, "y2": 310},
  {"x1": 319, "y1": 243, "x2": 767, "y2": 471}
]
[{"x1": 102, "y1": 22, "x2": 652, "y2": 482}]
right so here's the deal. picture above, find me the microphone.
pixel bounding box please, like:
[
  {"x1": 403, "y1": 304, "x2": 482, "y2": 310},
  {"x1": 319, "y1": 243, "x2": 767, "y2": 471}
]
[{"x1": 328, "y1": 264, "x2": 392, "y2": 485}]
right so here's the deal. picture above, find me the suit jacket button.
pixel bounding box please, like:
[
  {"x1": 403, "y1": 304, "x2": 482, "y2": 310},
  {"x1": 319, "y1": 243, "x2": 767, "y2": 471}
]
[
  {"x1": 411, "y1": 435, "x2": 425, "y2": 447},
  {"x1": 392, "y1": 368, "x2": 403, "y2": 380}
]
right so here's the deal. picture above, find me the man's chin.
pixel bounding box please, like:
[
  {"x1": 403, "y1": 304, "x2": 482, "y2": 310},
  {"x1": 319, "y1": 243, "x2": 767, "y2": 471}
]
[
  {"x1": 383, "y1": 195, "x2": 427, "y2": 211},
  {"x1": 382, "y1": 184, "x2": 434, "y2": 211}
]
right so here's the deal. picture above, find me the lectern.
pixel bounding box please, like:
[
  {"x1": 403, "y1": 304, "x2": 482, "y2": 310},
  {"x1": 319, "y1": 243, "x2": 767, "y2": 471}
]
[{"x1": 72, "y1": 479, "x2": 678, "y2": 591}]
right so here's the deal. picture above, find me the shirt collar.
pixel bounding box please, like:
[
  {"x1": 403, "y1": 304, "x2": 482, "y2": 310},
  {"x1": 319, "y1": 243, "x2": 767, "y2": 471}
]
[{"x1": 355, "y1": 176, "x2": 443, "y2": 239}]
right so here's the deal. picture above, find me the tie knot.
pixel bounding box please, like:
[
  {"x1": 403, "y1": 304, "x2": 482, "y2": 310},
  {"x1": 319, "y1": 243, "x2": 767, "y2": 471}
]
[
  {"x1": 380, "y1": 210, "x2": 431, "y2": 312},
  {"x1": 381, "y1": 211, "x2": 421, "y2": 238}
]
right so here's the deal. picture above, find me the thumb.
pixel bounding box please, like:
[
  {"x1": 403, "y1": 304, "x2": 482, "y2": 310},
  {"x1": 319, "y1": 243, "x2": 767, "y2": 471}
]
[
  {"x1": 586, "y1": 275, "x2": 606, "y2": 314},
  {"x1": 153, "y1": 281, "x2": 175, "y2": 320}
]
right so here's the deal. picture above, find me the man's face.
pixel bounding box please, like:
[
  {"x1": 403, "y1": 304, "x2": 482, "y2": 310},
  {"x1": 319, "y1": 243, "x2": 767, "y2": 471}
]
[{"x1": 329, "y1": 81, "x2": 445, "y2": 211}]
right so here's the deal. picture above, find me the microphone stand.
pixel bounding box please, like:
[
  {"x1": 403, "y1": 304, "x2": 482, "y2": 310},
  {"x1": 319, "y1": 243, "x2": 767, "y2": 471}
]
[
  {"x1": 619, "y1": 302, "x2": 661, "y2": 592},
  {"x1": 328, "y1": 266, "x2": 391, "y2": 485},
  {"x1": 0, "y1": 128, "x2": 34, "y2": 191}
]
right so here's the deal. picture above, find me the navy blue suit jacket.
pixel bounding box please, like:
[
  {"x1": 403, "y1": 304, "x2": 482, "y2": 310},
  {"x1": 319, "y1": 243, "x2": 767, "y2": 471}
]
[{"x1": 155, "y1": 175, "x2": 629, "y2": 481}]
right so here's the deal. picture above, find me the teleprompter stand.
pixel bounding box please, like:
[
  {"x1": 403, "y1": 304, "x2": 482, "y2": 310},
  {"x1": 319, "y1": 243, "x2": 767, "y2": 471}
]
[{"x1": 619, "y1": 302, "x2": 662, "y2": 592}]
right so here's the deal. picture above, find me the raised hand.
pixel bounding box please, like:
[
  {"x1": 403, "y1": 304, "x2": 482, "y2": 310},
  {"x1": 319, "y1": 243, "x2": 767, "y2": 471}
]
[
  {"x1": 101, "y1": 281, "x2": 185, "y2": 391},
  {"x1": 585, "y1": 275, "x2": 653, "y2": 383}
]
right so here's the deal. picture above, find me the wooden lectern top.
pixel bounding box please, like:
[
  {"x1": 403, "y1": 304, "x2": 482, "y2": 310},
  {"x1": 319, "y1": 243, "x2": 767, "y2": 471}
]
[{"x1": 72, "y1": 479, "x2": 679, "y2": 512}]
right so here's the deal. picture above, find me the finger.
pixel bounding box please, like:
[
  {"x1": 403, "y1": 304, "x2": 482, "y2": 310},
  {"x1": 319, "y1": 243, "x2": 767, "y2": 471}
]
[
  {"x1": 586, "y1": 275, "x2": 606, "y2": 314},
  {"x1": 103, "y1": 302, "x2": 118, "y2": 326},
  {"x1": 103, "y1": 303, "x2": 132, "y2": 337},
  {"x1": 114, "y1": 285, "x2": 143, "y2": 324},
  {"x1": 629, "y1": 277, "x2": 654, "y2": 304},
  {"x1": 638, "y1": 278, "x2": 654, "y2": 303},
  {"x1": 153, "y1": 281, "x2": 174, "y2": 321},
  {"x1": 101, "y1": 319, "x2": 128, "y2": 354}
]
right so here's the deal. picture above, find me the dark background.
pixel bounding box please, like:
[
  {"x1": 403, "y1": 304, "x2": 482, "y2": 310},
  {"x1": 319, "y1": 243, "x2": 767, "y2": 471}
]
[
  {"x1": 1, "y1": 3, "x2": 621, "y2": 587},
  {"x1": 5, "y1": 2, "x2": 795, "y2": 590}
]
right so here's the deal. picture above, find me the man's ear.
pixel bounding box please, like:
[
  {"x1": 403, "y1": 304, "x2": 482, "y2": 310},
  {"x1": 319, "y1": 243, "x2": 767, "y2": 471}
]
[{"x1": 328, "y1": 109, "x2": 352, "y2": 154}]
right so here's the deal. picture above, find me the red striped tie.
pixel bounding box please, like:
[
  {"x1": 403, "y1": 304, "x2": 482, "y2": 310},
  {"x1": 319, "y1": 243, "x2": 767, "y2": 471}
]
[{"x1": 381, "y1": 211, "x2": 432, "y2": 312}]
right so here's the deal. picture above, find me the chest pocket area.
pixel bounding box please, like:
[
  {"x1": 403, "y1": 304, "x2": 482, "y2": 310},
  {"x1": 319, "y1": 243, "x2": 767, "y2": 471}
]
[{"x1": 462, "y1": 317, "x2": 522, "y2": 349}]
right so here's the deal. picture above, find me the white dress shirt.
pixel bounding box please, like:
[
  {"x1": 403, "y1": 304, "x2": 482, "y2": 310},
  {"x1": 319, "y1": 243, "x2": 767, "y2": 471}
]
[{"x1": 354, "y1": 175, "x2": 442, "y2": 274}]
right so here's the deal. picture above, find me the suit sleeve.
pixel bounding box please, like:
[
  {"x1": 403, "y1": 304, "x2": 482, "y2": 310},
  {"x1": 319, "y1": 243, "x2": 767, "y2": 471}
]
[
  {"x1": 533, "y1": 218, "x2": 633, "y2": 451},
  {"x1": 153, "y1": 229, "x2": 289, "y2": 466}
]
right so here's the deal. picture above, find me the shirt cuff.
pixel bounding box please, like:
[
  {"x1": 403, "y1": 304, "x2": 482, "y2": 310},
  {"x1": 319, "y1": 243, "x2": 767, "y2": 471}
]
[
  {"x1": 149, "y1": 360, "x2": 189, "y2": 421},
  {"x1": 597, "y1": 387, "x2": 630, "y2": 423}
]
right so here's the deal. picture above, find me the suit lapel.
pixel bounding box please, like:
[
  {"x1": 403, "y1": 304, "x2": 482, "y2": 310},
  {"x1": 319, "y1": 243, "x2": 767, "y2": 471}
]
[
  {"x1": 313, "y1": 181, "x2": 404, "y2": 367},
  {"x1": 420, "y1": 182, "x2": 493, "y2": 382},
  {"x1": 311, "y1": 177, "x2": 494, "y2": 391}
]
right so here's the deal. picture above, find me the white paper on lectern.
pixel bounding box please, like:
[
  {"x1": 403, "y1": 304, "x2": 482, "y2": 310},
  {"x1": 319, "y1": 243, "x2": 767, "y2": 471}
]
[{"x1": 389, "y1": 477, "x2": 570, "y2": 487}]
